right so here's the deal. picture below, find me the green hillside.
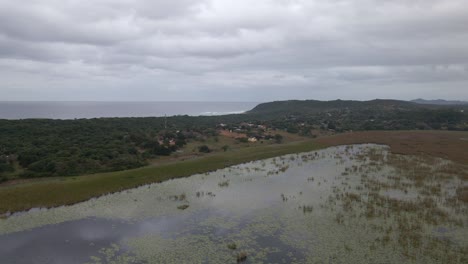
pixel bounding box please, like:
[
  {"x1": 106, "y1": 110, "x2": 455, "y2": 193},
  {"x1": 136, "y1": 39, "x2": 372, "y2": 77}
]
[{"x1": 247, "y1": 99, "x2": 464, "y2": 115}]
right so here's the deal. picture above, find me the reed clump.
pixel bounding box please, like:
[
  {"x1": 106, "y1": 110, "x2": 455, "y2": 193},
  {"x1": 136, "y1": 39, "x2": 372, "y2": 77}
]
[{"x1": 236, "y1": 251, "x2": 247, "y2": 262}]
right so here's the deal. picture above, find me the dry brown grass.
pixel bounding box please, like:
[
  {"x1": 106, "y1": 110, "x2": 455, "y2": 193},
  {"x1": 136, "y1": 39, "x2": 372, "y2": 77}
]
[
  {"x1": 218, "y1": 129, "x2": 247, "y2": 138},
  {"x1": 456, "y1": 187, "x2": 468, "y2": 204},
  {"x1": 316, "y1": 131, "x2": 468, "y2": 164}
]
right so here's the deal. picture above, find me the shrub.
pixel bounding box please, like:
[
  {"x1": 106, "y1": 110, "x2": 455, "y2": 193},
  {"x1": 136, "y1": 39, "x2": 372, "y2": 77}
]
[
  {"x1": 274, "y1": 134, "x2": 283, "y2": 143},
  {"x1": 198, "y1": 145, "x2": 211, "y2": 153}
]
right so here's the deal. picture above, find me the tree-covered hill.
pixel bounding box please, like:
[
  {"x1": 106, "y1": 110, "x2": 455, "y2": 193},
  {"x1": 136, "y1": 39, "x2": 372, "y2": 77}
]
[
  {"x1": 248, "y1": 99, "x2": 467, "y2": 115},
  {"x1": 246, "y1": 99, "x2": 467, "y2": 134},
  {"x1": 411, "y1": 99, "x2": 468, "y2": 105}
]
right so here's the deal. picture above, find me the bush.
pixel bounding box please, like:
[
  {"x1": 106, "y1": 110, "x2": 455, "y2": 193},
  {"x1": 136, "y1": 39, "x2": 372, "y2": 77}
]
[
  {"x1": 274, "y1": 134, "x2": 283, "y2": 143},
  {"x1": 237, "y1": 137, "x2": 248, "y2": 143},
  {"x1": 287, "y1": 126, "x2": 299, "y2": 133},
  {"x1": 0, "y1": 162, "x2": 14, "y2": 173},
  {"x1": 28, "y1": 159, "x2": 56, "y2": 173},
  {"x1": 198, "y1": 145, "x2": 211, "y2": 153},
  {"x1": 0, "y1": 175, "x2": 7, "y2": 183}
]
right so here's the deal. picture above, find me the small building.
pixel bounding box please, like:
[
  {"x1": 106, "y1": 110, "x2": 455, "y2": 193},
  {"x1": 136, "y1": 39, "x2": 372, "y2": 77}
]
[
  {"x1": 248, "y1": 137, "x2": 258, "y2": 143},
  {"x1": 240, "y1": 122, "x2": 254, "y2": 128}
]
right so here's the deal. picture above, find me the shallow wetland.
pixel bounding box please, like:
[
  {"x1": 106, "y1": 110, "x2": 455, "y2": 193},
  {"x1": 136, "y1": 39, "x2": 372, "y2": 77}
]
[{"x1": 0, "y1": 144, "x2": 466, "y2": 263}]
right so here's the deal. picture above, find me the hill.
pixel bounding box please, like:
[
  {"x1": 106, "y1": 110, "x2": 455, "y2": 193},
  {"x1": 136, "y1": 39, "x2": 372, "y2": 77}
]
[
  {"x1": 245, "y1": 99, "x2": 467, "y2": 133},
  {"x1": 411, "y1": 99, "x2": 468, "y2": 105},
  {"x1": 247, "y1": 99, "x2": 420, "y2": 115}
]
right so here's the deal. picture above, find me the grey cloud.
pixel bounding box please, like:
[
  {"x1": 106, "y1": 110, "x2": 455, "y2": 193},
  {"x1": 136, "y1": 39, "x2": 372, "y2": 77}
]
[{"x1": 0, "y1": 0, "x2": 467, "y2": 101}]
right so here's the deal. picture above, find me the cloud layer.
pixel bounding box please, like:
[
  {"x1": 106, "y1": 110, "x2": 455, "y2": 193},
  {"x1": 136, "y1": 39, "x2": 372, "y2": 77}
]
[{"x1": 1, "y1": 0, "x2": 467, "y2": 101}]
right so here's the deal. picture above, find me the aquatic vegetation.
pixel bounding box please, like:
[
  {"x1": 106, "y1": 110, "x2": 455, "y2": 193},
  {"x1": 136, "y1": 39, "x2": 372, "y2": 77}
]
[
  {"x1": 218, "y1": 180, "x2": 230, "y2": 187},
  {"x1": 84, "y1": 244, "x2": 138, "y2": 264},
  {"x1": 170, "y1": 193, "x2": 186, "y2": 201},
  {"x1": 279, "y1": 165, "x2": 289, "y2": 172},
  {"x1": 177, "y1": 204, "x2": 189, "y2": 210},
  {"x1": 1, "y1": 144, "x2": 467, "y2": 263},
  {"x1": 300, "y1": 205, "x2": 313, "y2": 214},
  {"x1": 227, "y1": 242, "x2": 237, "y2": 250},
  {"x1": 236, "y1": 251, "x2": 247, "y2": 262}
]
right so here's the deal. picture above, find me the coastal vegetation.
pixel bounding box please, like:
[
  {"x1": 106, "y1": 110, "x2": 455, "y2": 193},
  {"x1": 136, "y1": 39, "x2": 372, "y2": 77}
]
[{"x1": 1, "y1": 99, "x2": 467, "y2": 182}]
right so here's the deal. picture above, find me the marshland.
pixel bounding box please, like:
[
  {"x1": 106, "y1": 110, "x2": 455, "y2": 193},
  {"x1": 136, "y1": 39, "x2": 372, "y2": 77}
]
[{"x1": 0, "y1": 143, "x2": 466, "y2": 263}]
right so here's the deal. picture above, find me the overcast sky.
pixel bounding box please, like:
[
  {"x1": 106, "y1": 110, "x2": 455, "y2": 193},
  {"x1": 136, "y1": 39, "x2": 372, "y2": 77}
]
[{"x1": 1, "y1": 0, "x2": 467, "y2": 102}]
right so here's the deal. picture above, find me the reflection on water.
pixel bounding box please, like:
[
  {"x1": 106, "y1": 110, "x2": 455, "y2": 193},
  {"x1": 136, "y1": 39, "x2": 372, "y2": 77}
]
[{"x1": 0, "y1": 144, "x2": 466, "y2": 263}]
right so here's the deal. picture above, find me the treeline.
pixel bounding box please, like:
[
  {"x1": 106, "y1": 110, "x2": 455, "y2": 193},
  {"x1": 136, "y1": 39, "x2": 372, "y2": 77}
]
[{"x1": 254, "y1": 108, "x2": 468, "y2": 135}]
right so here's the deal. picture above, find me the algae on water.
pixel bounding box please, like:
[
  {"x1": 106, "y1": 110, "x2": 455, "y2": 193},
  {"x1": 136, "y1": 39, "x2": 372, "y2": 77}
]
[{"x1": 1, "y1": 145, "x2": 467, "y2": 263}]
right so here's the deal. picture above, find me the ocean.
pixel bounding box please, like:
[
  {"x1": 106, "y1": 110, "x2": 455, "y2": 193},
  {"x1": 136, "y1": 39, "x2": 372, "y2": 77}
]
[{"x1": 0, "y1": 101, "x2": 259, "y2": 120}]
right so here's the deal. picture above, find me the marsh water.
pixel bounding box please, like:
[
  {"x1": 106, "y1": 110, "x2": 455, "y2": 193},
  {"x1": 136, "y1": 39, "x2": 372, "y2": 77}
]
[{"x1": 0, "y1": 145, "x2": 466, "y2": 263}]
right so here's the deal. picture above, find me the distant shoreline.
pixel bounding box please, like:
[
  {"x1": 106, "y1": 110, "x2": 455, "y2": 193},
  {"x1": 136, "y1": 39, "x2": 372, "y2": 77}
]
[{"x1": 0, "y1": 101, "x2": 259, "y2": 120}]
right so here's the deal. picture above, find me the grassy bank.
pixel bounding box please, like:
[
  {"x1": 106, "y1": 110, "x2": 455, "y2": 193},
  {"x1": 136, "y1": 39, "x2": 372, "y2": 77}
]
[
  {"x1": 2, "y1": 130, "x2": 467, "y2": 215},
  {"x1": 0, "y1": 140, "x2": 321, "y2": 214}
]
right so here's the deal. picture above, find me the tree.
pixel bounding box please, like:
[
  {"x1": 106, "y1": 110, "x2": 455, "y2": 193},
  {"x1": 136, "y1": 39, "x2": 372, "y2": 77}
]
[
  {"x1": 286, "y1": 125, "x2": 299, "y2": 133},
  {"x1": 237, "y1": 137, "x2": 248, "y2": 143},
  {"x1": 175, "y1": 139, "x2": 186, "y2": 147},
  {"x1": 198, "y1": 145, "x2": 211, "y2": 153},
  {"x1": 274, "y1": 134, "x2": 283, "y2": 144},
  {"x1": 0, "y1": 157, "x2": 14, "y2": 174}
]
